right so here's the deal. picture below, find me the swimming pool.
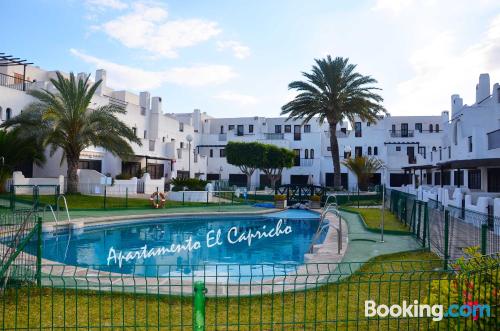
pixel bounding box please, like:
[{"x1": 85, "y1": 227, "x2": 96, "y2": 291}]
[{"x1": 25, "y1": 210, "x2": 322, "y2": 279}]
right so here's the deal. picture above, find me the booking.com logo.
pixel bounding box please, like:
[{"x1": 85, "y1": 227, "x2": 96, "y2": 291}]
[{"x1": 365, "y1": 300, "x2": 491, "y2": 321}]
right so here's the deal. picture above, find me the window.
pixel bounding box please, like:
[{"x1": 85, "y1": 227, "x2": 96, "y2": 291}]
[
  {"x1": 180, "y1": 142, "x2": 184, "y2": 148},
  {"x1": 448, "y1": 146, "x2": 451, "y2": 159},
  {"x1": 293, "y1": 149, "x2": 300, "y2": 166},
  {"x1": 275, "y1": 125, "x2": 282, "y2": 134},
  {"x1": 435, "y1": 124, "x2": 440, "y2": 132},
  {"x1": 354, "y1": 122, "x2": 362, "y2": 137},
  {"x1": 391, "y1": 124, "x2": 396, "y2": 134},
  {"x1": 374, "y1": 146, "x2": 378, "y2": 155},
  {"x1": 396, "y1": 146, "x2": 401, "y2": 152},
  {"x1": 454, "y1": 170, "x2": 464, "y2": 186},
  {"x1": 162, "y1": 136, "x2": 165, "y2": 142},
  {"x1": 6, "y1": 108, "x2": 11, "y2": 121},
  {"x1": 179, "y1": 122, "x2": 184, "y2": 132},
  {"x1": 132, "y1": 127, "x2": 137, "y2": 137},
  {"x1": 143, "y1": 130, "x2": 147, "y2": 139},
  {"x1": 209, "y1": 149, "x2": 213, "y2": 157},
  {"x1": 429, "y1": 124, "x2": 433, "y2": 133},
  {"x1": 343, "y1": 150, "x2": 350, "y2": 158},
  {"x1": 304, "y1": 124, "x2": 311, "y2": 133},
  {"x1": 355, "y1": 146, "x2": 362, "y2": 157},
  {"x1": 415, "y1": 123, "x2": 422, "y2": 133},
  {"x1": 228, "y1": 125, "x2": 235, "y2": 131},
  {"x1": 468, "y1": 169, "x2": 481, "y2": 189},
  {"x1": 453, "y1": 121, "x2": 458, "y2": 145},
  {"x1": 367, "y1": 122, "x2": 371, "y2": 127},
  {"x1": 310, "y1": 149, "x2": 314, "y2": 159},
  {"x1": 439, "y1": 147, "x2": 442, "y2": 160},
  {"x1": 249, "y1": 124, "x2": 254, "y2": 133},
  {"x1": 304, "y1": 149, "x2": 309, "y2": 159},
  {"x1": 220, "y1": 149, "x2": 225, "y2": 157},
  {"x1": 418, "y1": 146, "x2": 426, "y2": 158},
  {"x1": 468, "y1": 136, "x2": 473, "y2": 152},
  {"x1": 284, "y1": 125, "x2": 291, "y2": 133},
  {"x1": 220, "y1": 125, "x2": 224, "y2": 134},
  {"x1": 237, "y1": 125, "x2": 244, "y2": 136},
  {"x1": 368, "y1": 146, "x2": 372, "y2": 155}
]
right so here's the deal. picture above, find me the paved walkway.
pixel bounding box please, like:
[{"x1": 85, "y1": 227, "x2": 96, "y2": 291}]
[{"x1": 340, "y1": 210, "x2": 423, "y2": 265}]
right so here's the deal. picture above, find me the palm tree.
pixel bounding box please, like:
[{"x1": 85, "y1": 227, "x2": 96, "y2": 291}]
[
  {"x1": 342, "y1": 156, "x2": 382, "y2": 191},
  {"x1": 281, "y1": 56, "x2": 386, "y2": 188},
  {"x1": 0, "y1": 130, "x2": 45, "y2": 192},
  {"x1": 1, "y1": 72, "x2": 141, "y2": 194}
]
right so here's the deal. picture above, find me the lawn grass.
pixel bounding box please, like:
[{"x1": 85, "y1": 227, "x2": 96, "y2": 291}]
[
  {"x1": 0, "y1": 250, "x2": 443, "y2": 330},
  {"x1": 342, "y1": 206, "x2": 409, "y2": 232},
  {"x1": 14, "y1": 193, "x2": 230, "y2": 210}
]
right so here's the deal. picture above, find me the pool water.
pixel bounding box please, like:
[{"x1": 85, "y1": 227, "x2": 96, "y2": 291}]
[{"x1": 25, "y1": 211, "x2": 322, "y2": 279}]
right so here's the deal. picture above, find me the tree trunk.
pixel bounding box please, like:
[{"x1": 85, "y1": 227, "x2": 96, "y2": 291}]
[
  {"x1": 66, "y1": 155, "x2": 79, "y2": 194},
  {"x1": 328, "y1": 123, "x2": 342, "y2": 189}
]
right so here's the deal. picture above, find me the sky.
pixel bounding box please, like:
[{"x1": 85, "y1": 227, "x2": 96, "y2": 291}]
[{"x1": 1, "y1": 0, "x2": 500, "y2": 118}]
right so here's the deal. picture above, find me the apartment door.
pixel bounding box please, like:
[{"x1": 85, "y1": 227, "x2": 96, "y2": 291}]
[
  {"x1": 407, "y1": 146, "x2": 415, "y2": 163},
  {"x1": 237, "y1": 125, "x2": 244, "y2": 136},
  {"x1": 294, "y1": 125, "x2": 301, "y2": 141},
  {"x1": 487, "y1": 168, "x2": 500, "y2": 192},
  {"x1": 401, "y1": 123, "x2": 409, "y2": 137},
  {"x1": 293, "y1": 149, "x2": 300, "y2": 166}
]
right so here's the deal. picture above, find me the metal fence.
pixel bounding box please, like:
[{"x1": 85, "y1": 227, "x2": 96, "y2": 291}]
[
  {"x1": 4, "y1": 257, "x2": 499, "y2": 330},
  {"x1": 386, "y1": 188, "x2": 500, "y2": 262}
]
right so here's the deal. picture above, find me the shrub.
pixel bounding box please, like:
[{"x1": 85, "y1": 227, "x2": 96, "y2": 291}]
[
  {"x1": 170, "y1": 177, "x2": 208, "y2": 191},
  {"x1": 115, "y1": 173, "x2": 132, "y2": 180},
  {"x1": 425, "y1": 247, "x2": 500, "y2": 329},
  {"x1": 310, "y1": 194, "x2": 321, "y2": 202},
  {"x1": 274, "y1": 194, "x2": 286, "y2": 201}
]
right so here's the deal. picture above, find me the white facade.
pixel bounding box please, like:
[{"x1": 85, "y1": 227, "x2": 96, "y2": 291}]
[{"x1": 1, "y1": 61, "x2": 499, "y2": 192}]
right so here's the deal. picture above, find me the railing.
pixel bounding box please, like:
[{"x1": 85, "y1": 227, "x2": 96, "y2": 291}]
[
  {"x1": 0, "y1": 72, "x2": 34, "y2": 91},
  {"x1": 389, "y1": 129, "x2": 415, "y2": 137},
  {"x1": 298, "y1": 158, "x2": 314, "y2": 166},
  {"x1": 218, "y1": 133, "x2": 227, "y2": 141},
  {"x1": 487, "y1": 129, "x2": 500, "y2": 150},
  {"x1": 324, "y1": 130, "x2": 350, "y2": 138},
  {"x1": 104, "y1": 94, "x2": 128, "y2": 108},
  {"x1": 264, "y1": 132, "x2": 284, "y2": 140}
]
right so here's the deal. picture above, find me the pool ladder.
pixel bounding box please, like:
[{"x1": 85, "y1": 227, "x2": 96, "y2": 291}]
[{"x1": 308, "y1": 198, "x2": 343, "y2": 254}]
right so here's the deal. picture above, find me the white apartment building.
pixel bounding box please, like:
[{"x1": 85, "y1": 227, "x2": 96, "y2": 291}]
[{"x1": 0, "y1": 55, "x2": 499, "y2": 193}]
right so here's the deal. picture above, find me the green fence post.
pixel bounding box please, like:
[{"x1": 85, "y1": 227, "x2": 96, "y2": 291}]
[
  {"x1": 481, "y1": 224, "x2": 488, "y2": 255},
  {"x1": 416, "y1": 201, "x2": 421, "y2": 240},
  {"x1": 444, "y1": 210, "x2": 450, "y2": 270},
  {"x1": 36, "y1": 216, "x2": 42, "y2": 287},
  {"x1": 103, "y1": 185, "x2": 107, "y2": 209},
  {"x1": 9, "y1": 184, "x2": 14, "y2": 211},
  {"x1": 125, "y1": 187, "x2": 128, "y2": 208},
  {"x1": 193, "y1": 281, "x2": 206, "y2": 331},
  {"x1": 422, "y1": 202, "x2": 428, "y2": 248},
  {"x1": 34, "y1": 186, "x2": 39, "y2": 211}
]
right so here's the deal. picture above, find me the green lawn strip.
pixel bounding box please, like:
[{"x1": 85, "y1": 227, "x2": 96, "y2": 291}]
[
  {"x1": 0, "y1": 250, "x2": 443, "y2": 330},
  {"x1": 14, "y1": 194, "x2": 246, "y2": 210},
  {"x1": 340, "y1": 206, "x2": 410, "y2": 233}
]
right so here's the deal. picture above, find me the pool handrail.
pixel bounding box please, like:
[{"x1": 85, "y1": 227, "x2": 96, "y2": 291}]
[{"x1": 56, "y1": 194, "x2": 71, "y2": 224}]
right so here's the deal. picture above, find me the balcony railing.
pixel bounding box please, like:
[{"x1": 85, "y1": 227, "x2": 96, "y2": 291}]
[
  {"x1": 0, "y1": 72, "x2": 34, "y2": 91},
  {"x1": 264, "y1": 133, "x2": 284, "y2": 140},
  {"x1": 218, "y1": 133, "x2": 227, "y2": 141},
  {"x1": 149, "y1": 140, "x2": 155, "y2": 152},
  {"x1": 104, "y1": 95, "x2": 128, "y2": 108},
  {"x1": 488, "y1": 129, "x2": 500, "y2": 150},
  {"x1": 324, "y1": 130, "x2": 350, "y2": 138},
  {"x1": 389, "y1": 130, "x2": 414, "y2": 138},
  {"x1": 294, "y1": 158, "x2": 314, "y2": 167}
]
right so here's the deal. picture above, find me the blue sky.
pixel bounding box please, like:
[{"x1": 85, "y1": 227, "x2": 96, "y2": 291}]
[{"x1": 1, "y1": 0, "x2": 500, "y2": 117}]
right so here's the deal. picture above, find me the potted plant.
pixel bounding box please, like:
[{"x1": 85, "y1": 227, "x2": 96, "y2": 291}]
[
  {"x1": 309, "y1": 194, "x2": 321, "y2": 209},
  {"x1": 274, "y1": 194, "x2": 287, "y2": 209}
]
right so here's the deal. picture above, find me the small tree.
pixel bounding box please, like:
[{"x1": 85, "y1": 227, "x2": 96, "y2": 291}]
[
  {"x1": 225, "y1": 141, "x2": 264, "y2": 189},
  {"x1": 0, "y1": 130, "x2": 45, "y2": 192},
  {"x1": 342, "y1": 156, "x2": 382, "y2": 191},
  {"x1": 260, "y1": 144, "x2": 295, "y2": 189}
]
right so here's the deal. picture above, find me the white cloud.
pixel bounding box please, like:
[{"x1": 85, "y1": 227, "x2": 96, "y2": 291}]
[
  {"x1": 393, "y1": 14, "x2": 500, "y2": 113},
  {"x1": 216, "y1": 40, "x2": 251, "y2": 59},
  {"x1": 85, "y1": 0, "x2": 128, "y2": 11},
  {"x1": 70, "y1": 49, "x2": 237, "y2": 90},
  {"x1": 97, "y1": 2, "x2": 221, "y2": 58},
  {"x1": 213, "y1": 91, "x2": 258, "y2": 106}
]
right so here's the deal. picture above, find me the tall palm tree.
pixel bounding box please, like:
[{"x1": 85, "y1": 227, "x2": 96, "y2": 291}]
[
  {"x1": 281, "y1": 56, "x2": 386, "y2": 188},
  {"x1": 342, "y1": 156, "x2": 382, "y2": 191},
  {"x1": 0, "y1": 130, "x2": 45, "y2": 192},
  {"x1": 1, "y1": 72, "x2": 141, "y2": 194}
]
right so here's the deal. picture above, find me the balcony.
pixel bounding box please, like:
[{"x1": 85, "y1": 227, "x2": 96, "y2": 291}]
[
  {"x1": 389, "y1": 130, "x2": 414, "y2": 138},
  {"x1": 104, "y1": 94, "x2": 128, "y2": 108},
  {"x1": 324, "y1": 130, "x2": 350, "y2": 138},
  {"x1": 0, "y1": 72, "x2": 33, "y2": 91},
  {"x1": 488, "y1": 129, "x2": 500, "y2": 150},
  {"x1": 218, "y1": 133, "x2": 227, "y2": 141},
  {"x1": 294, "y1": 158, "x2": 314, "y2": 167},
  {"x1": 264, "y1": 133, "x2": 284, "y2": 140}
]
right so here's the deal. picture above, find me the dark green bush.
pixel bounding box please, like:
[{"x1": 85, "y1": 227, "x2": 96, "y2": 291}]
[{"x1": 170, "y1": 177, "x2": 208, "y2": 191}]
